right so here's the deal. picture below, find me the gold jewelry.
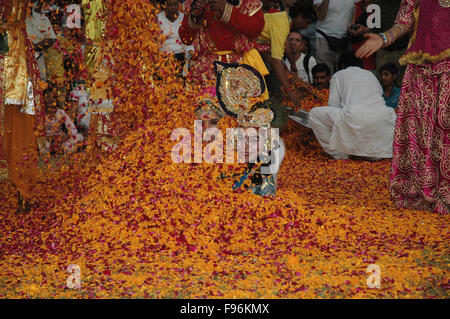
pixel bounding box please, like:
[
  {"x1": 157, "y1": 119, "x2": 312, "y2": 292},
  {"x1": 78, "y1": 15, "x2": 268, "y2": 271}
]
[
  {"x1": 386, "y1": 32, "x2": 392, "y2": 46},
  {"x1": 393, "y1": 23, "x2": 406, "y2": 34},
  {"x1": 439, "y1": 0, "x2": 450, "y2": 8}
]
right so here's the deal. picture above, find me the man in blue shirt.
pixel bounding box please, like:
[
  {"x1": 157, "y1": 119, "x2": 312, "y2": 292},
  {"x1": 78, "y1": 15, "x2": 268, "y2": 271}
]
[{"x1": 379, "y1": 63, "x2": 401, "y2": 109}]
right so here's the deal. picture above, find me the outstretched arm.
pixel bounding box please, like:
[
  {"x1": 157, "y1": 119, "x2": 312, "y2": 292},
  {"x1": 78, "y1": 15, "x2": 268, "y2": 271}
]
[
  {"x1": 356, "y1": 0, "x2": 416, "y2": 59},
  {"x1": 355, "y1": 24, "x2": 410, "y2": 59},
  {"x1": 271, "y1": 57, "x2": 302, "y2": 106}
]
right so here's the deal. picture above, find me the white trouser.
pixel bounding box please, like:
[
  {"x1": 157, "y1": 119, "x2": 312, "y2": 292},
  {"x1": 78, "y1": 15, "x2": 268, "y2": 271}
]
[
  {"x1": 309, "y1": 107, "x2": 348, "y2": 160},
  {"x1": 313, "y1": 37, "x2": 342, "y2": 74}
]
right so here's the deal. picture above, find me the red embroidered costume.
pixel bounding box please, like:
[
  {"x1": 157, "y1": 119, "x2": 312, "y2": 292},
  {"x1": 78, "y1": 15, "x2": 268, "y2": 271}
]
[{"x1": 179, "y1": 0, "x2": 265, "y2": 86}]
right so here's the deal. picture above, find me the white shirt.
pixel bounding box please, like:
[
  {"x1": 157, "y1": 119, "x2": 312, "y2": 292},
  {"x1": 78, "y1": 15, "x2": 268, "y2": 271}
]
[
  {"x1": 157, "y1": 11, "x2": 187, "y2": 55},
  {"x1": 26, "y1": 11, "x2": 57, "y2": 81},
  {"x1": 313, "y1": 0, "x2": 357, "y2": 39},
  {"x1": 284, "y1": 53, "x2": 317, "y2": 84},
  {"x1": 326, "y1": 67, "x2": 396, "y2": 157},
  {"x1": 70, "y1": 85, "x2": 91, "y2": 130}
]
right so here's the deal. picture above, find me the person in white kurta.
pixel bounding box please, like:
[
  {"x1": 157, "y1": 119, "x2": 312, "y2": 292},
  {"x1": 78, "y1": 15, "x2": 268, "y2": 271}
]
[
  {"x1": 157, "y1": 1, "x2": 194, "y2": 63},
  {"x1": 309, "y1": 65, "x2": 396, "y2": 160},
  {"x1": 26, "y1": 6, "x2": 57, "y2": 82}
]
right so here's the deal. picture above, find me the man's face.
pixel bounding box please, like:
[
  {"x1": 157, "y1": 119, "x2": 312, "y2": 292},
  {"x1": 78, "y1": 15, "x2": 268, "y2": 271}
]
[
  {"x1": 313, "y1": 72, "x2": 331, "y2": 89},
  {"x1": 380, "y1": 70, "x2": 397, "y2": 87},
  {"x1": 165, "y1": 0, "x2": 179, "y2": 19},
  {"x1": 288, "y1": 32, "x2": 303, "y2": 54},
  {"x1": 33, "y1": 1, "x2": 44, "y2": 12}
]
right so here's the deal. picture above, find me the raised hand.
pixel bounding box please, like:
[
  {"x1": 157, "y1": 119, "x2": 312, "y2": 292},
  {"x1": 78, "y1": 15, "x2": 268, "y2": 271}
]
[
  {"x1": 355, "y1": 33, "x2": 384, "y2": 59},
  {"x1": 191, "y1": 0, "x2": 207, "y2": 17}
]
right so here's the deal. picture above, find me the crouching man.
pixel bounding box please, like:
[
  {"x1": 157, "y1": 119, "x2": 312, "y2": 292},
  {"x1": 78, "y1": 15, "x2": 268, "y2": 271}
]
[{"x1": 308, "y1": 51, "x2": 396, "y2": 160}]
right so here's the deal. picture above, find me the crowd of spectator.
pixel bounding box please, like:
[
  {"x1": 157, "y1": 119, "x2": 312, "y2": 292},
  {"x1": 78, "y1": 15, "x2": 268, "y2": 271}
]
[
  {"x1": 4, "y1": 0, "x2": 407, "y2": 161},
  {"x1": 157, "y1": 0, "x2": 405, "y2": 162}
]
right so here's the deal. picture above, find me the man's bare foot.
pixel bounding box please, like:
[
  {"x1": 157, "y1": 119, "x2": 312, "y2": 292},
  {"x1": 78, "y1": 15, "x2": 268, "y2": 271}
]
[
  {"x1": 16, "y1": 192, "x2": 24, "y2": 214},
  {"x1": 16, "y1": 192, "x2": 31, "y2": 213},
  {"x1": 23, "y1": 199, "x2": 31, "y2": 213}
]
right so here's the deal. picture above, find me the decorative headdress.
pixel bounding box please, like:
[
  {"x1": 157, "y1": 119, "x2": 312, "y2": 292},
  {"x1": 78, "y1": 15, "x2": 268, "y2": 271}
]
[
  {"x1": 194, "y1": 86, "x2": 226, "y2": 119},
  {"x1": 214, "y1": 61, "x2": 284, "y2": 128}
]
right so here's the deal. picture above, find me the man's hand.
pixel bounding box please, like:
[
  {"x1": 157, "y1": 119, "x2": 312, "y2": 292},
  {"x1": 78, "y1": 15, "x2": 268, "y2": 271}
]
[
  {"x1": 191, "y1": 0, "x2": 206, "y2": 17},
  {"x1": 348, "y1": 24, "x2": 369, "y2": 36},
  {"x1": 287, "y1": 90, "x2": 301, "y2": 107},
  {"x1": 210, "y1": 0, "x2": 227, "y2": 17},
  {"x1": 284, "y1": 40, "x2": 298, "y2": 74}
]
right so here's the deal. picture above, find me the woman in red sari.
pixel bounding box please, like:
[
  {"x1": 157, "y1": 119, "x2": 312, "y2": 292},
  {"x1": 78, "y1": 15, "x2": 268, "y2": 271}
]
[{"x1": 356, "y1": 0, "x2": 449, "y2": 214}]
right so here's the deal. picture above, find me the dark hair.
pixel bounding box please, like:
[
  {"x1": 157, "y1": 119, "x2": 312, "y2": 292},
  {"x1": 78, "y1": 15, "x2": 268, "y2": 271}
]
[
  {"x1": 312, "y1": 63, "x2": 331, "y2": 76},
  {"x1": 289, "y1": 30, "x2": 302, "y2": 37},
  {"x1": 160, "y1": 0, "x2": 179, "y2": 5},
  {"x1": 338, "y1": 51, "x2": 363, "y2": 69},
  {"x1": 43, "y1": 82, "x2": 57, "y2": 96},
  {"x1": 288, "y1": 0, "x2": 317, "y2": 22},
  {"x1": 379, "y1": 63, "x2": 399, "y2": 75}
]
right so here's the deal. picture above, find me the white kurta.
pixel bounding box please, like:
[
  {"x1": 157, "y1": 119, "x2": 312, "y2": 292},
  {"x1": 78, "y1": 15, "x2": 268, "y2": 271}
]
[
  {"x1": 309, "y1": 67, "x2": 396, "y2": 158},
  {"x1": 157, "y1": 11, "x2": 193, "y2": 56},
  {"x1": 26, "y1": 11, "x2": 57, "y2": 82}
]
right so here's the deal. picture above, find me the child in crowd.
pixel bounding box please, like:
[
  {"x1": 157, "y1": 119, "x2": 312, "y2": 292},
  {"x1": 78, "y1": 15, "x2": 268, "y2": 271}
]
[
  {"x1": 157, "y1": 0, "x2": 194, "y2": 75},
  {"x1": 43, "y1": 84, "x2": 84, "y2": 154},
  {"x1": 379, "y1": 63, "x2": 401, "y2": 109},
  {"x1": 69, "y1": 82, "x2": 91, "y2": 131}
]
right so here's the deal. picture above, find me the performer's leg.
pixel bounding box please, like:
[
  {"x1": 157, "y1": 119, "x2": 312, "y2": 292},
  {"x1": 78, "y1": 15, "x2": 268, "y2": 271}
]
[{"x1": 4, "y1": 105, "x2": 38, "y2": 210}]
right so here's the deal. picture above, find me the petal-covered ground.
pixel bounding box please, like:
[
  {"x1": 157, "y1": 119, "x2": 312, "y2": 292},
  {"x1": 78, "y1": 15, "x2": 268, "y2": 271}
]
[{"x1": 0, "y1": 1, "x2": 448, "y2": 299}]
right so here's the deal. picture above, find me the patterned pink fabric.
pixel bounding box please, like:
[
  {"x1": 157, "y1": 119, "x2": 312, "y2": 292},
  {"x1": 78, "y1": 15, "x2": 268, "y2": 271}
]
[
  {"x1": 390, "y1": 58, "x2": 450, "y2": 214},
  {"x1": 405, "y1": 0, "x2": 450, "y2": 62},
  {"x1": 390, "y1": 0, "x2": 450, "y2": 214},
  {"x1": 199, "y1": 86, "x2": 217, "y2": 97}
]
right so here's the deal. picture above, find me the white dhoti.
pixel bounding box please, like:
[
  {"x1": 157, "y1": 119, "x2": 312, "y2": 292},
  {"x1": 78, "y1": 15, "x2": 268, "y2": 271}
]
[
  {"x1": 309, "y1": 67, "x2": 397, "y2": 159},
  {"x1": 309, "y1": 107, "x2": 349, "y2": 159}
]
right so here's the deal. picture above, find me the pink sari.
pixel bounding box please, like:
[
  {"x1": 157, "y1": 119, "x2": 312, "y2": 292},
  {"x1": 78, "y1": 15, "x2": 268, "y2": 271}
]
[{"x1": 390, "y1": 0, "x2": 450, "y2": 214}]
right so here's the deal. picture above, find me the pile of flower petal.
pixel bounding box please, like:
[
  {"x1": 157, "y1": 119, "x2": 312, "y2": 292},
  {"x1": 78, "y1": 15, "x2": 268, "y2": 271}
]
[
  {"x1": 0, "y1": 1, "x2": 448, "y2": 299},
  {"x1": 285, "y1": 73, "x2": 329, "y2": 112}
]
